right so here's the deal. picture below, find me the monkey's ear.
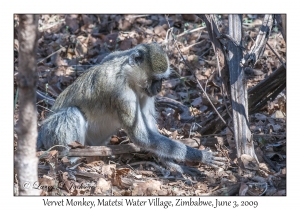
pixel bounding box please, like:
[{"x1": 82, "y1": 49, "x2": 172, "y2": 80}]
[{"x1": 129, "y1": 50, "x2": 144, "y2": 66}]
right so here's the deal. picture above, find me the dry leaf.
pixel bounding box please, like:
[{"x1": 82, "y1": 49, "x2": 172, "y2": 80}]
[
  {"x1": 65, "y1": 15, "x2": 79, "y2": 32},
  {"x1": 132, "y1": 180, "x2": 161, "y2": 196},
  {"x1": 241, "y1": 154, "x2": 259, "y2": 170},
  {"x1": 38, "y1": 176, "x2": 57, "y2": 192},
  {"x1": 116, "y1": 168, "x2": 131, "y2": 176},
  {"x1": 191, "y1": 97, "x2": 203, "y2": 107},
  {"x1": 273, "y1": 189, "x2": 285, "y2": 196},
  {"x1": 101, "y1": 164, "x2": 116, "y2": 178},
  {"x1": 254, "y1": 113, "x2": 267, "y2": 121},
  {"x1": 95, "y1": 178, "x2": 111, "y2": 194},
  {"x1": 37, "y1": 150, "x2": 58, "y2": 161},
  {"x1": 61, "y1": 156, "x2": 70, "y2": 166},
  {"x1": 68, "y1": 141, "x2": 85, "y2": 149},
  {"x1": 163, "y1": 78, "x2": 180, "y2": 89},
  {"x1": 158, "y1": 189, "x2": 168, "y2": 196},
  {"x1": 271, "y1": 110, "x2": 285, "y2": 119},
  {"x1": 62, "y1": 172, "x2": 73, "y2": 193},
  {"x1": 239, "y1": 183, "x2": 249, "y2": 196},
  {"x1": 104, "y1": 33, "x2": 119, "y2": 49}
]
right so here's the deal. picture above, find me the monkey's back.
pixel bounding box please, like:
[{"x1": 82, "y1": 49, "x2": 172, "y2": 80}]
[{"x1": 52, "y1": 61, "x2": 126, "y2": 113}]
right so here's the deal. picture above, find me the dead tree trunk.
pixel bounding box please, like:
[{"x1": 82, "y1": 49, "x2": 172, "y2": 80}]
[
  {"x1": 249, "y1": 64, "x2": 286, "y2": 114},
  {"x1": 198, "y1": 15, "x2": 284, "y2": 130},
  {"x1": 242, "y1": 15, "x2": 274, "y2": 67},
  {"x1": 15, "y1": 14, "x2": 39, "y2": 195},
  {"x1": 275, "y1": 14, "x2": 286, "y2": 42},
  {"x1": 228, "y1": 15, "x2": 257, "y2": 164}
]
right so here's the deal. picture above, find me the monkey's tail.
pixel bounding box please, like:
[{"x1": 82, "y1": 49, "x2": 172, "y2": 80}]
[{"x1": 37, "y1": 107, "x2": 87, "y2": 151}]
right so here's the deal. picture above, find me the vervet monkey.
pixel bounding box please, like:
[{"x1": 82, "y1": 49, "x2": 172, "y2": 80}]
[{"x1": 37, "y1": 43, "x2": 226, "y2": 172}]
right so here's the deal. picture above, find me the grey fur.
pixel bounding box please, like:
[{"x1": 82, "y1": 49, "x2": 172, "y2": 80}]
[{"x1": 37, "y1": 107, "x2": 86, "y2": 150}]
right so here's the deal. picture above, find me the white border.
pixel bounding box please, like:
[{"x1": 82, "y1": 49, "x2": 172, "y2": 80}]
[{"x1": 3, "y1": 1, "x2": 297, "y2": 209}]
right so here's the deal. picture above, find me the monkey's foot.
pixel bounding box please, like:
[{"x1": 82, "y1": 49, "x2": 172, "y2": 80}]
[
  {"x1": 159, "y1": 158, "x2": 203, "y2": 177},
  {"x1": 201, "y1": 149, "x2": 227, "y2": 168}
]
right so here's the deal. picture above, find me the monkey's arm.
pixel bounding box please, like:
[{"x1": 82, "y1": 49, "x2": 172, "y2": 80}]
[
  {"x1": 147, "y1": 130, "x2": 226, "y2": 168},
  {"x1": 117, "y1": 91, "x2": 226, "y2": 169}
]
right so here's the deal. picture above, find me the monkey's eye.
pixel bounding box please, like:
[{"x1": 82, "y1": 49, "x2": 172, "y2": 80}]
[
  {"x1": 129, "y1": 50, "x2": 143, "y2": 66},
  {"x1": 134, "y1": 54, "x2": 143, "y2": 65}
]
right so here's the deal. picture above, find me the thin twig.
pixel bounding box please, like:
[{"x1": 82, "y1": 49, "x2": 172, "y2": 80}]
[
  {"x1": 125, "y1": 164, "x2": 136, "y2": 172},
  {"x1": 195, "y1": 30, "x2": 203, "y2": 42},
  {"x1": 14, "y1": 87, "x2": 19, "y2": 111},
  {"x1": 266, "y1": 42, "x2": 286, "y2": 68},
  {"x1": 246, "y1": 182, "x2": 268, "y2": 196},
  {"x1": 253, "y1": 134, "x2": 286, "y2": 137},
  {"x1": 129, "y1": 161, "x2": 168, "y2": 175},
  {"x1": 130, "y1": 15, "x2": 149, "y2": 19},
  {"x1": 177, "y1": 26, "x2": 206, "y2": 38},
  {"x1": 37, "y1": 46, "x2": 66, "y2": 64},
  {"x1": 185, "y1": 40, "x2": 206, "y2": 49},
  {"x1": 36, "y1": 104, "x2": 54, "y2": 113},
  {"x1": 165, "y1": 14, "x2": 171, "y2": 29},
  {"x1": 199, "y1": 45, "x2": 212, "y2": 58},
  {"x1": 198, "y1": 133, "x2": 286, "y2": 138},
  {"x1": 188, "y1": 122, "x2": 196, "y2": 139}
]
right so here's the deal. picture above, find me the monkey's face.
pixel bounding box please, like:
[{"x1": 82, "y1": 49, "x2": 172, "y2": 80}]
[
  {"x1": 144, "y1": 78, "x2": 163, "y2": 97},
  {"x1": 128, "y1": 43, "x2": 171, "y2": 97}
]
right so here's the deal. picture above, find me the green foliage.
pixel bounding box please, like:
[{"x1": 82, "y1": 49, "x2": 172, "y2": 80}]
[
  {"x1": 243, "y1": 18, "x2": 253, "y2": 24},
  {"x1": 257, "y1": 137, "x2": 266, "y2": 147}
]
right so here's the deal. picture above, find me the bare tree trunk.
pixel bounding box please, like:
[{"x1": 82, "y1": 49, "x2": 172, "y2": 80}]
[
  {"x1": 275, "y1": 14, "x2": 286, "y2": 42},
  {"x1": 228, "y1": 15, "x2": 257, "y2": 165},
  {"x1": 281, "y1": 14, "x2": 286, "y2": 42},
  {"x1": 242, "y1": 15, "x2": 273, "y2": 67},
  {"x1": 15, "y1": 14, "x2": 39, "y2": 195}
]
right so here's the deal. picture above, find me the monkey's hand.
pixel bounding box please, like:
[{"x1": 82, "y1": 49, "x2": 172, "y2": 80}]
[{"x1": 201, "y1": 149, "x2": 227, "y2": 168}]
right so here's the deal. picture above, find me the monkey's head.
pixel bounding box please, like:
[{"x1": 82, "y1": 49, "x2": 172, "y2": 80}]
[{"x1": 127, "y1": 43, "x2": 171, "y2": 97}]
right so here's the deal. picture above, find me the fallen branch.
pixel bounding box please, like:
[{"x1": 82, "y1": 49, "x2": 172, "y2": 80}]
[
  {"x1": 210, "y1": 182, "x2": 241, "y2": 196},
  {"x1": 37, "y1": 46, "x2": 66, "y2": 64},
  {"x1": 263, "y1": 155, "x2": 280, "y2": 172},
  {"x1": 242, "y1": 15, "x2": 273, "y2": 67},
  {"x1": 68, "y1": 137, "x2": 227, "y2": 157},
  {"x1": 68, "y1": 143, "x2": 141, "y2": 157},
  {"x1": 36, "y1": 90, "x2": 55, "y2": 106},
  {"x1": 248, "y1": 64, "x2": 286, "y2": 114},
  {"x1": 155, "y1": 96, "x2": 193, "y2": 122}
]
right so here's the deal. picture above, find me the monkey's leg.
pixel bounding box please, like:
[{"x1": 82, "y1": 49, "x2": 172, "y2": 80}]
[{"x1": 37, "y1": 107, "x2": 87, "y2": 150}]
